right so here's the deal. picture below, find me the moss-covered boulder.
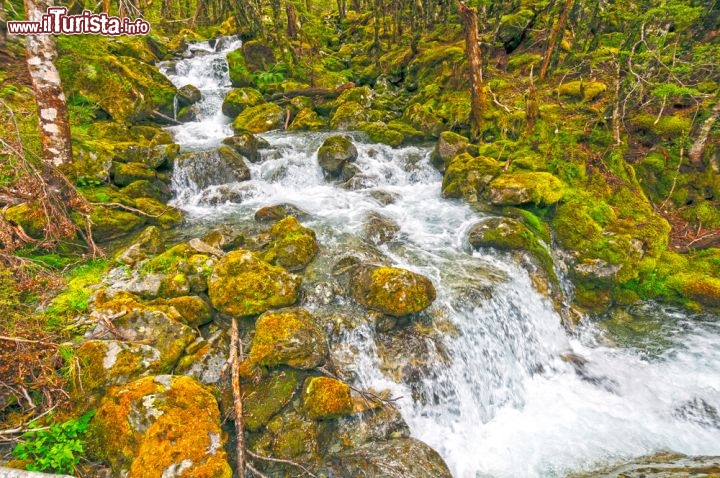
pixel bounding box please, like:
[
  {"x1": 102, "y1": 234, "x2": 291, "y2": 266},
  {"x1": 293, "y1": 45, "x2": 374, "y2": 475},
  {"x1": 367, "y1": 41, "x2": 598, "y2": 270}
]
[
  {"x1": 177, "y1": 84, "x2": 201, "y2": 107},
  {"x1": 174, "y1": 147, "x2": 250, "y2": 189},
  {"x1": 58, "y1": 51, "x2": 177, "y2": 123},
  {"x1": 302, "y1": 376, "x2": 354, "y2": 420},
  {"x1": 88, "y1": 206, "x2": 147, "y2": 242},
  {"x1": 350, "y1": 266, "x2": 436, "y2": 317},
  {"x1": 73, "y1": 340, "x2": 162, "y2": 400},
  {"x1": 557, "y1": 80, "x2": 607, "y2": 101},
  {"x1": 222, "y1": 132, "x2": 269, "y2": 163},
  {"x1": 488, "y1": 172, "x2": 566, "y2": 206},
  {"x1": 244, "y1": 369, "x2": 301, "y2": 431},
  {"x1": 166, "y1": 295, "x2": 213, "y2": 328},
  {"x1": 91, "y1": 375, "x2": 232, "y2": 477},
  {"x1": 115, "y1": 225, "x2": 165, "y2": 265},
  {"x1": 431, "y1": 131, "x2": 470, "y2": 171},
  {"x1": 112, "y1": 161, "x2": 157, "y2": 187},
  {"x1": 175, "y1": 329, "x2": 229, "y2": 386},
  {"x1": 247, "y1": 308, "x2": 327, "y2": 369},
  {"x1": 441, "y1": 153, "x2": 501, "y2": 201},
  {"x1": 121, "y1": 179, "x2": 170, "y2": 202},
  {"x1": 254, "y1": 203, "x2": 310, "y2": 223},
  {"x1": 317, "y1": 135, "x2": 358, "y2": 177},
  {"x1": 289, "y1": 108, "x2": 326, "y2": 131},
  {"x1": 251, "y1": 410, "x2": 319, "y2": 461},
  {"x1": 359, "y1": 121, "x2": 405, "y2": 147},
  {"x1": 468, "y1": 217, "x2": 555, "y2": 282},
  {"x1": 208, "y1": 250, "x2": 301, "y2": 316},
  {"x1": 682, "y1": 276, "x2": 720, "y2": 307},
  {"x1": 133, "y1": 197, "x2": 184, "y2": 229},
  {"x1": 221, "y1": 87, "x2": 264, "y2": 117},
  {"x1": 242, "y1": 40, "x2": 276, "y2": 71},
  {"x1": 117, "y1": 143, "x2": 179, "y2": 169},
  {"x1": 92, "y1": 292, "x2": 198, "y2": 367},
  {"x1": 232, "y1": 103, "x2": 284, "y2": 134},
  {"x1": 263, "y1": 216, "x2": 318, "y2": 271},
  {"x1": 3, "y1": 202, "x2": 48, "y2": 240},
  {"x1": 330, "y1": 101, "x2": 369, "y2": 130}
]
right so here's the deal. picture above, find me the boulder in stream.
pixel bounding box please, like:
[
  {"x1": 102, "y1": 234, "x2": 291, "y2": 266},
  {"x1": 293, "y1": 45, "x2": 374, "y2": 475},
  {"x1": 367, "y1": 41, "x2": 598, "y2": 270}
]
[
  {"x1": 208, "y1": 249, "x2": 301, "y2": 316},
  {"x1": 317, "y1": 135, "x2": 358, "y2": 178},
  {"x1": 350, "y1": 265, "x2": 436, "y2": 317}
]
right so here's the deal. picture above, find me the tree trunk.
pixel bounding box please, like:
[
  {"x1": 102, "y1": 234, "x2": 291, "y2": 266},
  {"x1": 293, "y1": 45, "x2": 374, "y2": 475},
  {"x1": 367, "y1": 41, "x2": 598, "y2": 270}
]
[
  {"x1": 337, "y1": 0, "x2": 346, "y2": 19},
  {"x1": 286, "y1": 1, "x2": 298, "y2": 39},
  {"x1": 539, "y1": 0, "x2": 573, "y2": 80},
  {"x1": 23, "y1": 0, "x2": 73, "y2": 171},
  {"x1": 689, "y1": 97, "x2": 720, "y2": 170},
  {"x1": 458, "y1": 0, "x2": 486, "y2": 141},
  {"x1": 0, "y1": 0, "x2": 7, "y2": 48}
]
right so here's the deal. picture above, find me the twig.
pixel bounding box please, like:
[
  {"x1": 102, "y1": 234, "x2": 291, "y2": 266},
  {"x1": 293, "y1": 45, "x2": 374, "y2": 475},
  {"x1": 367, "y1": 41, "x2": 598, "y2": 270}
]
[
  {"x1": 315, "y1": 366, "x2": 401, "y2": 406},
  {"x1": 247, "y1": 449, "x2": 318, "y2": 478},
  {"x1": 0, "y1": 335, "x2": 57, "y2": 347},
  {"x1": 90, "y1": 201, "x2": 169, "y2": 218},
  {"x1": 246, "y1": 462, "x2": 270, "y2": 478}
]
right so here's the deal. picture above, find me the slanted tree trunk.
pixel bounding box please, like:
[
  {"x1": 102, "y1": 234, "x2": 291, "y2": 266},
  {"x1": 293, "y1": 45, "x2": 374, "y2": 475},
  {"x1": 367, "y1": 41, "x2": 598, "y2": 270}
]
[
  {"x1": 689, "y1": 97, "x2": 720, "y2": 170},
  {"x1": 23, "y1": 0, "x2": 73, "y2": 170},
  {"x1": 458, "y1": 0, "x2": 486, "y2": 141},
  {"x1": 0, "y1": 0, "x2": 7, "y2": 48},
  {"x1": 337, "y1": 0, "x2": 346, "y2": 19},
  {"x1": 539, "y1": 0, "x2": 573, "y2": 80}
]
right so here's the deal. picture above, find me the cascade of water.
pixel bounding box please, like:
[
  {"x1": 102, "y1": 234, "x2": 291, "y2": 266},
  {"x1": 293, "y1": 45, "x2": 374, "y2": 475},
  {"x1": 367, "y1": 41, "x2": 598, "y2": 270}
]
[{"x1": 162, "y1": 43, "x2": 720, "y2": 478}]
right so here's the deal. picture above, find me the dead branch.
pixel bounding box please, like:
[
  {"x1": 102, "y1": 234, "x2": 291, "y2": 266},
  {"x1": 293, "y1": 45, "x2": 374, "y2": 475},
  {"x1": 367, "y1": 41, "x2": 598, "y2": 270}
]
[
  {"x1": 0, "y1": 335, "x2": 58, "y2": 347},
  {"x1": 90, "y1": 201, "x2": 169, "y2": 219},
  {"x1": 230, "y1": 317, "x2": 246, "y2": 478},
  {"x1": 266, "y1": 83, "x2": 354, "y2": 103},
  {"x1": 150, "y1": 109, "x2": 183, "y2": 125},
  {"x1": 247, "y1": 450, "x2": 318, "y2": 477}
]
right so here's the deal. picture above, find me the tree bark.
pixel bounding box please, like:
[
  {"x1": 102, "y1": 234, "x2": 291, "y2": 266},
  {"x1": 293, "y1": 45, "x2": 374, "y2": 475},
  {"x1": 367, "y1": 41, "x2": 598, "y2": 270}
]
[
  {"x1": 689, "y1": 97, "x2": 720, "y2": 170},
  {"x1": 458, "y1": 0, "x2": 486, "y2": 141},
  {"x1": 0, "y1": 0, "x2": 7, "y2": 48},
  {"x1": 23, "y1": 0, "x2": 73, "y2": 171},
  {"x1": 285, "y1": 1, "x2": 298, "y2": 39},
  {"x1": 539, "y1": 0, "x2": 573, "y2": 80},
  {"x1": 229, "y1": 318, "x2": 245, "y2": 478}
]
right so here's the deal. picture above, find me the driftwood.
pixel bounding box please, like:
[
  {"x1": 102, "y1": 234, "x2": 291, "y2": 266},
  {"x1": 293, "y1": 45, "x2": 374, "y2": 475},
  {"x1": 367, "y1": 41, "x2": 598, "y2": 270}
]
[
  {"x1": 150, "y1": 109, "x2": 183, "y2": 125},
  {"x1": 266, "y1": 83, "x2": 355, "y2": 103}
]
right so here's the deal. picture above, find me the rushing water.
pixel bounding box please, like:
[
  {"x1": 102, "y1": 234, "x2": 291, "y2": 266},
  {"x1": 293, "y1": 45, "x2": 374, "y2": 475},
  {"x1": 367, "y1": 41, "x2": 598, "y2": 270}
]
[{"x1": 161, "y1": 38, "x2": 720, "y2": 477}]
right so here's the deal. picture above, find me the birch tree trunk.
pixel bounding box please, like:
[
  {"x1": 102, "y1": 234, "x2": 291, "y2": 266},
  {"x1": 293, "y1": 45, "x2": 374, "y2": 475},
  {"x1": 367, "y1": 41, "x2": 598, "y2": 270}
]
[{"x1": 23, "y1": 0, "x2": 73, "y2": 171}]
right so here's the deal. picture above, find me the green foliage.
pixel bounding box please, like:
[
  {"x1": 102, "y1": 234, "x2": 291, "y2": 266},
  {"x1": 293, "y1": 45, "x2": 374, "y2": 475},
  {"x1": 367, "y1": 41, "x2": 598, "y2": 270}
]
[
  {"x1": 253, "y1": 63, "x2": 288, "y2": 90},
  {"x1": 12, "y1": 410, "x2": 96, "y2": 474},
  {"x1": 43, "y1": 259, "x2": 109, "y2": 330}
]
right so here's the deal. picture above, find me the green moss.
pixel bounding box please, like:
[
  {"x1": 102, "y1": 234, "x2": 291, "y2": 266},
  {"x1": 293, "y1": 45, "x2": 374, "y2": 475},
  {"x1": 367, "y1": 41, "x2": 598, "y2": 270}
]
[
  {"x1": 359, "y1": 121, "x2": 405, "y2": 147},
  {"x1": 248, "y1": 308, "x2": 326, "y2": 369},
  {"x1": 243, "y1": 370, "x2": 301, "y2": 431},
  {"x1": 165, "y1": 296, "x2": 212, "y2": 328},
  {"x1": 350, "y1": 266, "x2": 436, "y2": 317},
  {"x1": 85, "y1": 206, "x2": 146, "y2": 242},
  {"x1": 488, "y1": 172, "x2": 566, "y2": 206},
  {"x1": 302, "y1": 376, "x2": 354, "y2": 420},
  {"x1": 226, "y1": 49, "x2": 254, "y2": 87},
  {"x1": 43, "y1": 259, "x2": 109, "y2": 329},
  {"x1": 632, "y1": 114, "x2": 692, "y2": 137},
  {"x1": 330, "y1": 101, "x2": 369, "y2": 130},
  {"x1": 221, "y1": 87, "x2": 264, "y2": 118},
  {"x1": 132, "y1": 198, "x2": 183, "y2": 230},
  {"x1": 232, "y1": 103, "x2": 284, "y2": 133},
  {"x1": 442, "y1": 153, "x2": 501, "y2": 201},
  {"x1": 289, "y1": 108, "x2": 326, "y2": 131},
  {"x1": 263, "y1": 216, "x2": 318, "y2": 271},
  {"x1": 208, "y1": 250, "x2": 301, "y2": 316},
  {"x1": 557, "y1": 80, "x2": 607, "y2": 101}
]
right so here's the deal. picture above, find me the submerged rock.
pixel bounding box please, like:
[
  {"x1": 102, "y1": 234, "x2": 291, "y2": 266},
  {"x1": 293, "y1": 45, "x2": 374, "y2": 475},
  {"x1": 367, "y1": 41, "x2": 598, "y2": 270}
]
[
  {"x1": 91, "y1": 375, "x2": 232, "y2": 477},
  {"x1": 247, "y1": 308, "x2": 327, "y2": 369},
  {"x1": 175, "y1": 147, "x2": 250, "y2": 189},
  {"x1": 317, "y1": 135, "x2": 358, "y2": 178},
  {"x1": 362, "y1": 211, "x2": 401, "y2": 245},
  {"x1": 208, "y1": 250, "x2": 301, "y2": 316},
  {"x1": 350, "y1": 266, "x2": 436, "y2": 317}
]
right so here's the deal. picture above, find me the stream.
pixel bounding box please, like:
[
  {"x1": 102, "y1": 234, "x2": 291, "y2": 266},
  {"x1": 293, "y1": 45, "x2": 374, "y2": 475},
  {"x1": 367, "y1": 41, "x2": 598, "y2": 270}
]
[{"x1": 158, "y1": 37, "x2": 720, "y2": 478}]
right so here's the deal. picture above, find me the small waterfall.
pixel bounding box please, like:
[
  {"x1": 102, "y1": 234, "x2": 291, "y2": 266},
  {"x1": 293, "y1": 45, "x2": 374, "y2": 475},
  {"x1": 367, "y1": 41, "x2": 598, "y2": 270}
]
[{"x1": 161, "y1": 43, "x2": 720, "y2": 478}]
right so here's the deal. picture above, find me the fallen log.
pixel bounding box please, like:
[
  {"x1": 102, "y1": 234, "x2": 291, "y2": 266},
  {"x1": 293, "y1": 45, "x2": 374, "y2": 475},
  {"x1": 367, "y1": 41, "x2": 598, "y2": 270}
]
[{"x1": 266, "y1": 82, "x2": 355, "y2": 103}]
